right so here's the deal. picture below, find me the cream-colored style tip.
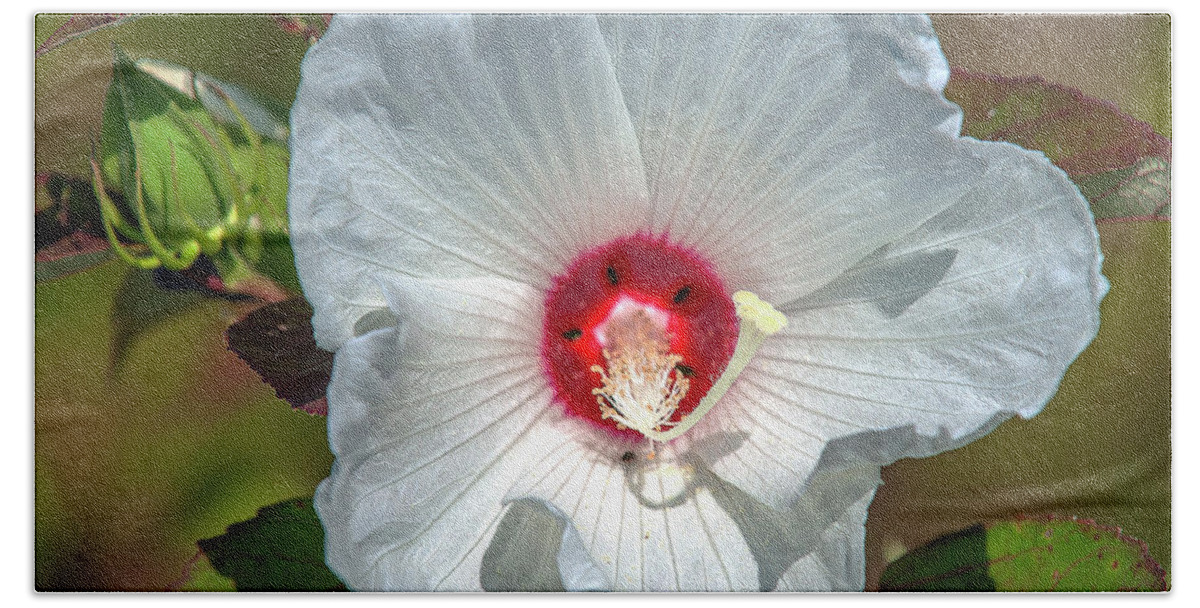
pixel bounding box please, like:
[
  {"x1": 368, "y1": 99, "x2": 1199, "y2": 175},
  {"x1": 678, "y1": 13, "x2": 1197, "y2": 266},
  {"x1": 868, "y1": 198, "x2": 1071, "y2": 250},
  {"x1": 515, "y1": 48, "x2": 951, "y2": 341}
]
[{"x1": 733, "y1": 290, "x2": 788, "y2": 335}]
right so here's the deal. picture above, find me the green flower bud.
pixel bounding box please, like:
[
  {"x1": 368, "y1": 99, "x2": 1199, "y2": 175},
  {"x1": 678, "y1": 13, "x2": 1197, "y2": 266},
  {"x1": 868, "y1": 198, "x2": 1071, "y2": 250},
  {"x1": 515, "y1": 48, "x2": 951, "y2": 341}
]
[{"x1": 92, "y1": 47, "x2": 296, "y2": 292}]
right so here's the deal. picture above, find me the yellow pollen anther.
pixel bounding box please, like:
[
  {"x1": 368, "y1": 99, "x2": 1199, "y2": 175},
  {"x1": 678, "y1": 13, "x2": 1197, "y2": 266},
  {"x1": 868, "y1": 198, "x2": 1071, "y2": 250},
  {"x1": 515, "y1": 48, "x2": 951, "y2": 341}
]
[
  {"x1": 598, "y1": 290, "x2": 786, "y2": 444},
  {"x1": 591, "y1": 309, "x2": 690, "y2": 442}
]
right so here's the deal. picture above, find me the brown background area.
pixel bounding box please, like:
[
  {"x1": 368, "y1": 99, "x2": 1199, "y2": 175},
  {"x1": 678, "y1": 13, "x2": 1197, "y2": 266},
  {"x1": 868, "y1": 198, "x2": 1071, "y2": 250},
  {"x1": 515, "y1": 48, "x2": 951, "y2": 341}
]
[{"x1": 932, "y1": 14, "x2": 1171, "y2": 136}]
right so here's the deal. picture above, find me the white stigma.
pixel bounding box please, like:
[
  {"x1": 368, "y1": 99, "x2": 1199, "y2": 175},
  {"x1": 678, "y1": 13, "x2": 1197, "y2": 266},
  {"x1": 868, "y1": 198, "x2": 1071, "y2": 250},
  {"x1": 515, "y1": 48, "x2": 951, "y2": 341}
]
[{"x1": 591, "y1": 290, "x2": 787, "y2": 446}]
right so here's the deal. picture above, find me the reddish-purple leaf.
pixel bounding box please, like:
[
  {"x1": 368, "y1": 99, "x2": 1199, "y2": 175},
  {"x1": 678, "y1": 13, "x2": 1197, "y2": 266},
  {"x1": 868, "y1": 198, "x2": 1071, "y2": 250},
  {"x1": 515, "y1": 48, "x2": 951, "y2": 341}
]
[
  {"x1": 225, "y1": 298, "x2": 333, "y2": 415},
  {"x1": 35, "y1": 14, "x2": 138, "y2": 58},
  {"x1": 35, "y1": 231, "x2": 108, "y2": 264},
  {"x1": 271, "y1": 14, "x2": 332, "y2": 44},
  {"x1": 945, "y1": 68, "x2": 1171, "y2": 178}
]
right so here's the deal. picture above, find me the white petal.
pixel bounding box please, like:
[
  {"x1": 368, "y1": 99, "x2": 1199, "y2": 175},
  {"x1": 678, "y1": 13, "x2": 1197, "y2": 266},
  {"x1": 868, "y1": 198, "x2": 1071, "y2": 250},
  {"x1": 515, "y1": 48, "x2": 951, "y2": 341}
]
[
  {"x1": 774, "y1": 488, "x2": 876, "y2": 591},
  {"x1": 502, "y1": 433, "x2": 758, "y2": 591},
  {"x1": 554, "y1": 501, "x2": 612, "y2": 592},
  {"x1": 708, "y1": 139, "x2": 1105, "y2": 510},
  {"x1": 506, "y1": 426, "x2": 883, "y2": 591},
  {"x1": 315, "y1": 275, "x2": 572, "y2": 590},
  {"x1": 289, "y1": 14, "x2": 649, "y2": 350},
  {"x1": 596, "y1": 14, "x2": 968, "y2": 306},
  {"x1": 863, "y1": 15, "x2": 952, "y2": 98}
]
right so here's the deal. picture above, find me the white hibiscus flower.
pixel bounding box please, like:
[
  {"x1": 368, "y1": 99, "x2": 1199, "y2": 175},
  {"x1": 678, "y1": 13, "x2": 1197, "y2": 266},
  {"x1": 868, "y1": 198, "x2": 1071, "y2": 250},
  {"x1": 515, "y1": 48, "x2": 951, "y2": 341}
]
[{"x1": 287, "y1": 14, "x2": 1106, "y2": 591}]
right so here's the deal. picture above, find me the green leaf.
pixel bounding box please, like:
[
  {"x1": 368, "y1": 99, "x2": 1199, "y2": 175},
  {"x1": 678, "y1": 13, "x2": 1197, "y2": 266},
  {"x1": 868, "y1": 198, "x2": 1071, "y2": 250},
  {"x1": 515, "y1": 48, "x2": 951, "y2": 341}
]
[
  {"x1": 36, "y1": 249, "x2": 114, "y2": 284},
  {"x1": 879, "y1": 524, "x2": 996, "y2": 591},
  {"x1": 1073, "y1": 156, "x2": 1171, "y2": 221},
  {"x1": 945, "y1": 69, "x2": 1171, "y2": 179},
  {"x1": 36, "y1": 173, "x2": 116, "y2": 282},
  {"x1": 109, "y1": 266, "x2": 207, "y2": 373},
  {"x1": 879, "y1": 516, "x2": 1166, "y2": 592},
  {"x1": 172, "y1": 551, "x2": 236, "y2": 591},
  {"x1": 196, "y1": 498, "x2": 345, "y2": 591}
]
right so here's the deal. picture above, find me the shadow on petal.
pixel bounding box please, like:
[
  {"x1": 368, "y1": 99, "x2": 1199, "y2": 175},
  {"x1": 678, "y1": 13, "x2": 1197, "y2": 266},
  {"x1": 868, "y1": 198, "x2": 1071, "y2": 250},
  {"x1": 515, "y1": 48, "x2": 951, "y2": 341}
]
[
  {"x1": 481, "y1": 498, "x2": 610, "y2": 592},
  {"x1": 788, "y1": 244, "x2": 958, "y2": 318},
  {"x1": 696, "y1": 459, "x2": 881, "y2": 590},
  {"x1": 353, "y1": 307, "x2": 399, "y2": 337},
  {"x1": 480, "y1": 499, "x2": 566, "y2": 591}
]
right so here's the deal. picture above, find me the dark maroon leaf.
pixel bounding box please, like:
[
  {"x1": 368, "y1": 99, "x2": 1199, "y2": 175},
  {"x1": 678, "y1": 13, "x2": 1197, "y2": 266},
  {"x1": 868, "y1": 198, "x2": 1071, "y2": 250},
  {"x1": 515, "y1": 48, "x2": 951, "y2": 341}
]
[
  {"x1": 36, "y1": 173, "x2": 107, "y2": 248},
  {"x1": 151, "y1": 255, "x2": 254, "y2": 302},
  {"x1": 35, "y1": 231, "x2": 109, "y2": 264},
  {"x1": 225, "y1": 298, "x2": 333, "y2": 414}
]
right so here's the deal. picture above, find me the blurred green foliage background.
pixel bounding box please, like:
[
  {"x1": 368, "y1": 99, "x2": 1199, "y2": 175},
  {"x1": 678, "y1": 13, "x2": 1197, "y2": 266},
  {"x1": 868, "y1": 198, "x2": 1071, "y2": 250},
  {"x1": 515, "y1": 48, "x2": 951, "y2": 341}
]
[{"x1": 33, "y1": 14, "x2": 1170, "y2": 591}]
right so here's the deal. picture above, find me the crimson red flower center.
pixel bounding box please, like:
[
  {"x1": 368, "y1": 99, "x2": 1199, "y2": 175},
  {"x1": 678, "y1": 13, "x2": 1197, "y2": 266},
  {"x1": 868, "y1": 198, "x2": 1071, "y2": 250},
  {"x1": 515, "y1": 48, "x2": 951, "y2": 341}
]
[{"x1": 541, "y1": 234, "x2": 739, "y2": 439}]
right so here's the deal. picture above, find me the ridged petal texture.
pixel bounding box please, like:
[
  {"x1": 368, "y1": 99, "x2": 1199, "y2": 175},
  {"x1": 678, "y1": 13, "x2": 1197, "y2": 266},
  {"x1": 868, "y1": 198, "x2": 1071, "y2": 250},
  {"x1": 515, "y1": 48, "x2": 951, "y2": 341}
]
[{"x1": 291, "y1": 14, "x2": 1105, "y2": 591}]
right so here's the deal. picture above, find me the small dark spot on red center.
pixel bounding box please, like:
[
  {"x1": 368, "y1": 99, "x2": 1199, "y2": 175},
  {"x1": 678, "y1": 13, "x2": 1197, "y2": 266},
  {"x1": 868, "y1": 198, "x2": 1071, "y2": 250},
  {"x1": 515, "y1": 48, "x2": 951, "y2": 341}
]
[
  {"x1": 541, "y1": 233, "x2": 739, "y2": 439},
  {"x1": 673, "y1": 285, "x2": 692, "y2": 304}
]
